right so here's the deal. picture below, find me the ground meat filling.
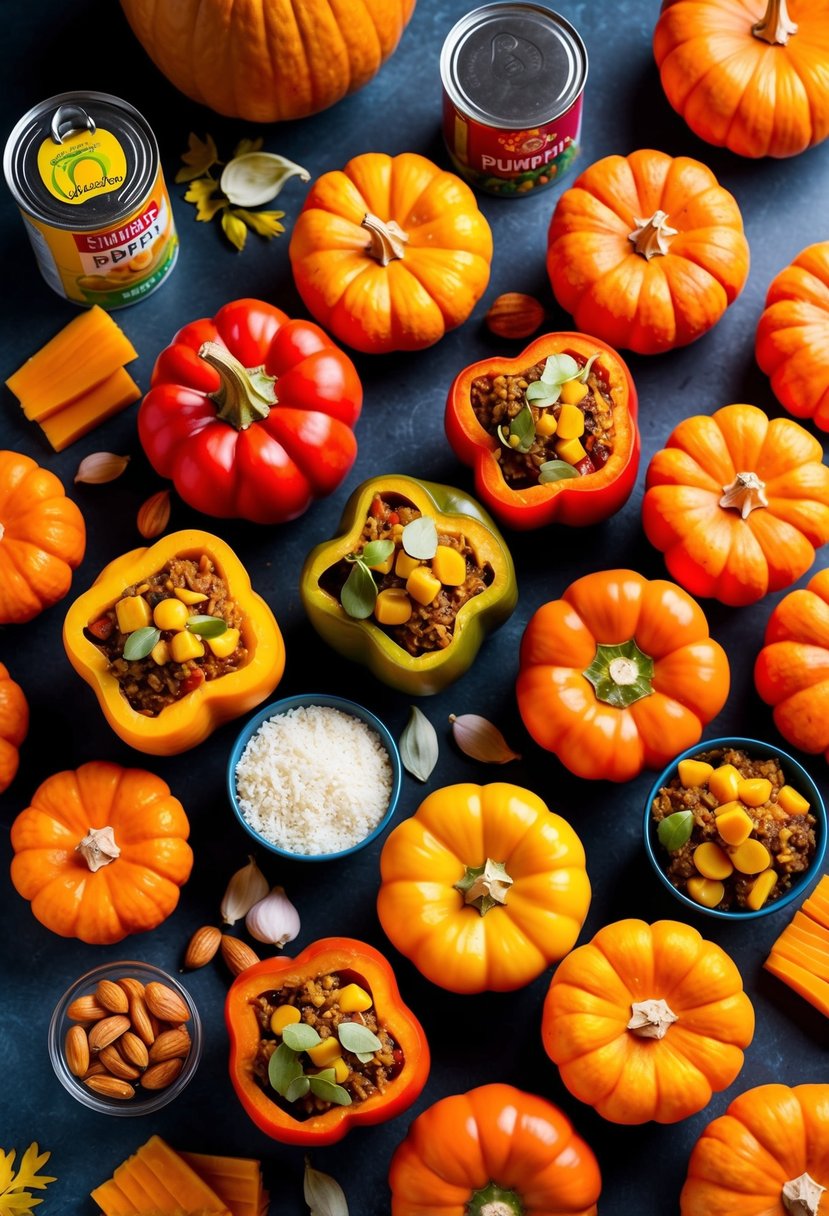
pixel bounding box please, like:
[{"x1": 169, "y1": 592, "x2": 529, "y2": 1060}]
[
  {"x1": 651, "y1": 748, "x2": 817, "y2": 910},
  {"x1": 470, "y1": 355, "x2": 615, "y2": 488},
  {"x1": 86, "y1": 555, "x2": 246, "y2": 717},
  {"x1": 252, "y1": 973, "x2": 403, "y2": 1119}
]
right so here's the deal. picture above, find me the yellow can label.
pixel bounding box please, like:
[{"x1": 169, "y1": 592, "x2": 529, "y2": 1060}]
[{"x1": 37, "y1": 126, "x2": 128, "y2": 205}]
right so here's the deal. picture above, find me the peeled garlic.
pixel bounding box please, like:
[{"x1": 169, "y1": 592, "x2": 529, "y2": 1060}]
[
  {"x1": 304, "y1": 1159, "x2": 349, "y2": 1216},
  {"x1": 221, "y1": 855, "x2": 269, "y2": 925},
  {"x1": 449, "y1": 713, "x2": 521, "y2": 764},
  {"x1": 246, "y1": 886, "x2": 300, "y2": 948},
  {"x1": 220, "y1": 152, "x2": 310, "y2": 208}
]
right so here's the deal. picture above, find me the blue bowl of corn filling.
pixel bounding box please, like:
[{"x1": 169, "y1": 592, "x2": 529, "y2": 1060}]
[{"x1": 227, "y1": 693, "x2": 403, "y2": 861}]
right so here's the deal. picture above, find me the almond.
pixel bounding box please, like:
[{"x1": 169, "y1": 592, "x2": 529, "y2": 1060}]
[
  {"x1": 148, "y1": 1027, "x2": 191, "y2": 1064},
  {"x1": 119, "y1": 1031, "x2": 149, "y2": 1070},
  {"x1": 485, "y1": 291, "x2": 545, "y2": 340},
  {"x1": 144, "y1": 981, "x2": 190, "y2": 1024},
  {"x1": 66, "y1": 995, "x2": 106, "y2": 1022},
  {"x1": 98, "y1": 1044, "x2": 141, "y2": 1081},
  {"x1": 95, "y1": 979, "x2": 129, "y2": 1014},
  {"x1": 129, "y1": 995, "x2": 155, "y2": 1046},
  {"x1": 183, "y1": 925, "x2": 221, "y2": 971},
  {"x1": 220, "y1": 935, "x2": 260, "y2": 977},
  {"x1": 82, "y1": 1061, "x2": 107, "y2": 1080},
  {"x1": 84, "y1": 1074, "x2": 135, "y2": 1100},
  {"x1": 88, "y1": 1014, "x2": 131, "y2": 1054},
  {"x1": 137, "y1": 489, "x2": 171, "y2": 539},
  {"x1": 140, "y1": 1058, "x2": 183, "y2": 1090},
  {"x1": 64, "y1": 1025, "x2": 90, "y2": 1077},
  {"x1": 118, "y1": 977, "x2": 145, "y2": 1001}
]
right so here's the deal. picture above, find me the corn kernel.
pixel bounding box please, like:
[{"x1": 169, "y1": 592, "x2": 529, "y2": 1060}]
[
  {"x1": 431, "y1": 545, "x2": 466, "y2": 587},
  {"x1": 170, "y1": 631, "x2": 205, "y2": 662},
  {"x1": 555, "y1": 436, "x2": 587, "y2": 465},
  {"x1": 746, "y1": 869, "x2": 777, "y2": 912},
  {"x1": 395, "y1": 551, "x2": 421, "y2": 579},
  {"x1": 693, "y1": 842, "x2": 733, "y2": 881},
  {"x1": 270, "y1": 1005, "x2": 301, "y2": 1036},
  {"x1": 337, "y1": 983, "x2": 372, "y2": 1013},
  {"x1": 374, "y1": 588, "x2": 412, "y2": 626},
  {"x1": 150, "y1": 639, "x2": 170, "y2": 666},
  {"x1": 535, "y1": 411, "x2": 557, "y2": 438},
  {"x1": 708, "y1": 764, "x2": 741, "y2": 803},
  {"x1": 115, "y1": 595, "x2": 151, "y2": 634},
  {"x1": 715, "y1": 806, "x2": 754, "y2": 847},
  {"x1": 174, "y1": 588, "x2": 208, "y2": 605},
  {"x1": 332, "y1": 1056, "x2": 350, "y2": 1083},
  {"x1": 369, "y1": 550, "x2": 394, "y2": 575},
  {"x1": 557, "y1": 402, "x2": 586, "y2": 439},
  {"x1": 153, "y1": 598, "x2": 190, "y2": 632},
  {"x1": 307, "y1": 1036, "x2": 342, "y2": 1067},
  {"x1": 713, "y1": 799, "x2": 743, "y2": 818},
  {"x1": 687, "y1": 877, "x2": 725, "y2": 909},
  {"x1": 560, "y1": 378, "x2": 589, "y2": 405},
  {"x1": 778, "y1": 785, "x2": 810, "y2": 816},
  {"x1": 407, "y1": 566, "x2": 441, "y2": 606},
  {"x1": 678, "y1": 759, "x2": 714, "y2": 788},
  {"x1": 738, "y1": 778, "x2": 773, "y2": 807},
  {"x1": 207, "y1": 627, "x2": 240, "y2": 658},
  {"x1": 730, "y1": 838, "x2": 771, "y2": 875}
]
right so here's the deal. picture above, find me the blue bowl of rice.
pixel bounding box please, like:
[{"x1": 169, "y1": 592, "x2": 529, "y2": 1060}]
[{"x1": 227, "y1": 693, "x2": 403, "y2": 861}]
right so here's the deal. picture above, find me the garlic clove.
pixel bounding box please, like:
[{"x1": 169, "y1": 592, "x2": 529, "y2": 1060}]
[
  {"x1": 449, "y1": 713, "x2": 521, "y2": 764},
  {"x1": 220, "y1": 152, "x2": 310, "y2": 208},
  {"x1": 245, "y1": 885, "x2": 300, "y2": 948},
  {"x1": 221, "y1": 855, "x2": 269, "y2": 925}
]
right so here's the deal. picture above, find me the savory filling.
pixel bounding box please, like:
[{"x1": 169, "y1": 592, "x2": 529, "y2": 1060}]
[
  {"x1": 85, "y1": 555, "x2": 246, "y2": 716},
  {"x1": 651, "y1": 747, "x2": 817, "y2": 912},
  {"x1": 251, "y1": 972, "x2": 403, "y2": 1118},
  {"x1": 470, "y1": 352, "x2": 615, "y2": 488},
  {"x1": 321, "y1": 494, "x2": 493, "y2": 657}
]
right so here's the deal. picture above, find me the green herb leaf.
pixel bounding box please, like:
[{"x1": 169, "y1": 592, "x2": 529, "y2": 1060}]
[
  {"x1": 577, "y1": 352, "x2": 600, "y2": 383},
  {"x1": 268, "y1": 1043, "x2": 302, "y2": 1097},
  {"x1": 355, "y1": 1051, "x2": 376, "y2": 1064},
  {"x1": 282, "y1": 1023, "x2": 323, "y2": 1052},
  {"x1": 186, "y1": 614, "x2": 229, "y2": 638},
  {"x1": 285, "y1": 1075, "x2": 311, "y2": 1103},
  {"x1": 540, "y1": 354, "x2": 580, "y2": 384},
  {"x1": 222, "y1": 210, "x2": 249, "y2": 251},
  {"x1": 183, "y1": 177, "x2": 229, "y2": 222},
  {"x1": 337, "y1": 1022, "x2": 382, "y2": 1055},
  {"x1": 399, "y1": 705, "x2": 439, "y2": 783},
  {"x1": 232, "y1": 208, "x2": 286, "y2": 240},
  {"x1": 175, "y1": 132, "x2": 219, "y2": 183},
  {"x1": 507, "y1": 403, "x2": 536, "y2": 453},
  {"x1": 307, "y1": 1077, "x2": 352, "y2": 1106},
  {"x1": 657, "y1": 810, "x2": 694, "y2": 853},
  {"x1": 361, "y1": 539, "x2": 395, "y2": 569},
  {"x1": 340, "y1": 561, "x2": 379, "y2": 620},
  {"x1": 312, "y1": 1068, "x2": 336, "y2": 1084},
  {"x1": 122, "y1": 627, "x2": 160, "y2": 661},
  {"x1": 402, "y1": 516, "x2": 438, "y2": 560},
  {"x1": 538, "y1": 460, "x2": 580, "y2": 484}
]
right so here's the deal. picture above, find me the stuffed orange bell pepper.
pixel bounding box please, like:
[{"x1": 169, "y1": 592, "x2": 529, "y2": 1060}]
[
  {"x1": 63, "y1": 529, "x2": 284, "y2": 755},
  {"x1": 377, "y1": 783, "x2": 591, "y2": 994},
  {"x1": 445, "y1": 332, "x2": 639, "y2": 529},
  {"x1": 516, "y1": 569, "x2": 730, "y2": 782},
  {"x1": 225, "y1": 938, "x2": 429, "y2": 1146}
]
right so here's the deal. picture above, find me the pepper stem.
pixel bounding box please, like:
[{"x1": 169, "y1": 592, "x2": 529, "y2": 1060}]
[
  {"x1": 627, "y1": 998, "x2": 678, "y2": 1040},
  {"x1": 76, "y1": 826, "x2": 121, "y2": 873},
  {"x1": 199, "y1": 340, "x2": 276, "y2": 431},
  {"x1": 468, "y1": 1182, "x2": 525, "y2": 1216},
  {"x1": 720, "y1": 471, "x2": 769, "y2": 519},
  {"x1": 361, "y1": 213, "x2": 408, "y2": 266},
  {"x1": 454, "y1": 859, "x2": 514, "y2": 916},
  {"x1": 782, "y1": 1172, "x2": 825, "y2": 1216},
  {"x1": 628, "y1": 210, "x2": 678, "y2": 260},
  {"x1": 584, "y1": 639, "x2": 655, "y2": 708},
  {"x1": 752, "y1": 0, "x2": 797, "y2": 45}
]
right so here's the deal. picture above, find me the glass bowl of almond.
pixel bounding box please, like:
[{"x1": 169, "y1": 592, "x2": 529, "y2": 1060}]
[{"x1": 48, "y1": 960, "x2": 203, "y2": 1115}]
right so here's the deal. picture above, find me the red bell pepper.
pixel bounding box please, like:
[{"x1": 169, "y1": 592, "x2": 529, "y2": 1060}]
[
  {"x1": 138, "y1": 299, "x2": 363, "y2": 524},
  {"x1": 444, "y1": 332, "x2": 639, "y2": 530},
  {"x1": 225, "y1": 937, "x2": 430, "y2": 1146}
]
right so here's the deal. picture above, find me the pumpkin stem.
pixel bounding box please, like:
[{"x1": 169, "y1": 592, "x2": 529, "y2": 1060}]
[
  {"x1": 628, "y1": 210, "x2": 678, "y2": 260},
  {"x1": 627, "y1": 998, "x2": 678, "y2": 1039},
  {"x1": 76, "y1": 826, "x2": 121, "y2": 873},
  {"x1": 468, "y1": 1182, "x2": 525, "y2": 1216},
  {"x1": 198, "y1": 340, "x2": 276, "y2": 431},
  {"x1": 583, "y1": 639, "x2": 655, "y2": 708},
  {"x1": 454, "y1": 858, "x2": 514, "y2": 916},
  {"x1": 752, "y1": 0, "x2": 797, "y2": 45},
  {"x1": 720, "y1": 471, "x2": 769, "y2": 519},
  {"x1": 782, "y1": 1172, "x2": 825, "y2": 1216},
  {"x1": 362, "y1": 213, "x2": 408, "y2": 266}
]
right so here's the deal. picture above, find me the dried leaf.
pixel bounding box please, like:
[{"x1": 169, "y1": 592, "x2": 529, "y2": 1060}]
[
  {"x1": 233, "y1": 208, "x2": 286, "y2": 239},
  {"x1": 184, "y1": 178, "x2": 229, "y2": 223},
  {"x1": 304, "y1": 1160, "x2": 349, "y2": 1216},
  {"x1": 137, "y1": 490, "x2": 171, "y2": 539},
  {"x1": 233, "y1": 136, "x2": 264, "y2": 158},
  {"x1": 449, "y1": 714, "x2": 521, "y2": 764},
  {"x1": 74, "y1": 452, "x2": 130, "y2": 485},
  {"x1": 222, "y1": 210, "x2": 248, "y2": 252},
  {"x1": 0, "y1": 1143, "x2": 56, "y2": 1216},
  {"x1": 220, "y1": 152, "x2": 309, "y2": 207},
  {"x1": 175, "y1": 132, "x2": 219, "y2": 183},
  {"x1": 400, "y1": 706, "x2": 438, "y2": 782}
]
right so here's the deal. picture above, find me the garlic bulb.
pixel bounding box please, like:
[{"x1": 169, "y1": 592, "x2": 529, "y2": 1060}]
[
  {"x1": 221, "y1": 855, "x2": 269, "y2": 925},
  {"x1": 246, "y1": 885, "x2": 300, "y2": 948}
]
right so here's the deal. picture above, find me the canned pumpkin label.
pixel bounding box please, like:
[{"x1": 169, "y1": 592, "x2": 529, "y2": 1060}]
[{"x1": 37, "y1": 126, "x2": 127, "y2": 205}]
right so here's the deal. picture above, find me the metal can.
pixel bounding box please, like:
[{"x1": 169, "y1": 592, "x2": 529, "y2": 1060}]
[
  {"x1": 440, "y1": 3, "x2": 588, "y2": 197},
  {"x1": 4, "y1": 91, "x2": 178, "y2": 309}
]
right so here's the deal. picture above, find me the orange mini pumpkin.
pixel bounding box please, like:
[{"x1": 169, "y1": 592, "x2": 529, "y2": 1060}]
[
  {"x1": 0, "y1": 664, "x2": 28, "y2": 795},
  {"x1": 10, "y1": 760, "x2": 193, "y2": 944}
]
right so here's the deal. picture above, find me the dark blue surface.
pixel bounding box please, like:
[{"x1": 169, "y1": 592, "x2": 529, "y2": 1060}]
[{"x1": 0, "y1": 2, "x2": 827, "y2": 1213}]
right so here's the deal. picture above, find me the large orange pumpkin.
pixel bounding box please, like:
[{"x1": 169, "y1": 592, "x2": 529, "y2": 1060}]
[
  {"x1": 119, "y1": 0, "x2": 416, "y2": 122},
  {"x1": 0, "y1": 664, "x2": 28, "y2": 795},
  {"x1": 654, "y1": 0, "x2": 829, "y2": 159},
  {"x1": 756, "y1": 241, "x2": 829, "y2": 431}
]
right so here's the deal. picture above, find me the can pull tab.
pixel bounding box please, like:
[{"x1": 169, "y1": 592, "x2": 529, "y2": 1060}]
[{"x1": 50, "y1": 104, "x2": 96, "y2": 144}]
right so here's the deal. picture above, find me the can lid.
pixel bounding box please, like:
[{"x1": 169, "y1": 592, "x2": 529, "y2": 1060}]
[
  {"x1": 3, "y1": 91, "x2": 160, "y2": 231},
  {"x1": 441, "y1": 3, "x2": 588, "y2": 129}
]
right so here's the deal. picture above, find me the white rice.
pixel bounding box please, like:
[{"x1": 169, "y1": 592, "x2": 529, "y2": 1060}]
[{"x1": 234, "y1": 705, "x2": 394, "y2": 855}]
